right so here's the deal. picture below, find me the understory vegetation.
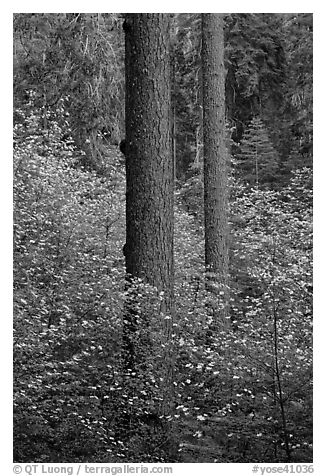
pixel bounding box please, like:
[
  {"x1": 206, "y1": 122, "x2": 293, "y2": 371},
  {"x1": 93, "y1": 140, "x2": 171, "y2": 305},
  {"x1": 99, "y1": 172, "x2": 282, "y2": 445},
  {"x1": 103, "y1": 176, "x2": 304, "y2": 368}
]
[{"x1": 13, "y1": 99, "x2": 312, "y2": 463}]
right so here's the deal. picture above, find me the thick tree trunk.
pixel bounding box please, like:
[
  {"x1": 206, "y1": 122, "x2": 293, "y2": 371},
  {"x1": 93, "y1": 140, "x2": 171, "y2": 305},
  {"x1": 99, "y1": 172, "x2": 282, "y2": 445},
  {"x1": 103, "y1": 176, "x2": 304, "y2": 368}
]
[
  {"x1": 202, "y1": 14, "x2": 229, "y2": 327},
  {"x1": 124, "y1": 13, "x2": 174, "y2": 414}
]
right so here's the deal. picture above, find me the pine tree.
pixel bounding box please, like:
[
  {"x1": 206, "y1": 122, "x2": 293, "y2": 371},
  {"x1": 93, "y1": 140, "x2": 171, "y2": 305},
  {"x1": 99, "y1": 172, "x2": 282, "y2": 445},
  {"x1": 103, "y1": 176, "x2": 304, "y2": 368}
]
[
  {"x1": 202, "y1": 14, "x2": 229, "y2": 327},
  {"x1": 237, "y1": 117, "x2": 279, "y2": 187},
  {"x1": 124, "y1": 13, "x2": 174, "y2": 417}
]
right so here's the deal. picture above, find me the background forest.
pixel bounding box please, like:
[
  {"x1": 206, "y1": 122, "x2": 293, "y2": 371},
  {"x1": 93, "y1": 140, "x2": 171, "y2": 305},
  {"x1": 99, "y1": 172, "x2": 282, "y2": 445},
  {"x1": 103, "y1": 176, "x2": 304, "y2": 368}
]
[{"x1": 13, "y1": 13, "x2": 312, "y2": 463}]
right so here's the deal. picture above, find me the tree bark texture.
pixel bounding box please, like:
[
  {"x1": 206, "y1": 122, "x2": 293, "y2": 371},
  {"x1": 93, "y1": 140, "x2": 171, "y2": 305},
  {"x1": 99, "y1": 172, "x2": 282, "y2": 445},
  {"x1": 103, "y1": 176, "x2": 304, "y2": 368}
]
[
  {"x1": 125, "y1": 13, "x2": 174, "y2": 308},
  {"x1": 124, "y1": 14, "x2": 174, "y2": 415},
  {"x1": 202, "y1": 14, "x2": 229, "y2": 325}
]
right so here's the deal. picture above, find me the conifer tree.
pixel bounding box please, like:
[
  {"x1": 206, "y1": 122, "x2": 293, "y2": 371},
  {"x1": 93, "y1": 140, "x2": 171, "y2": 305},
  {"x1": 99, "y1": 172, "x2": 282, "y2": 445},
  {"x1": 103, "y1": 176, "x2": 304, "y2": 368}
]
[
  {"x1": 202, "y1": 14, "x2": 229, "y2": 326},
  {"x1": 237, "y1": 117, "x2": 279, "y2": 187},
  {"x1": 124, "y1": 13, "x2": 174, "y2": 417}
]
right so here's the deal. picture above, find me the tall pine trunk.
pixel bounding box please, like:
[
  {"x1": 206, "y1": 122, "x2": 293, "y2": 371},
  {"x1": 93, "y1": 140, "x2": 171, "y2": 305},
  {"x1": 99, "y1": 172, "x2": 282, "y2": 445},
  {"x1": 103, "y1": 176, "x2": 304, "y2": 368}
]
[
  {"x1": 202, "y1": 14, "x2": 229, "y2": 327},
  {"x1": 123, "y1": 13, "x2": 174, "y2": 415}
]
